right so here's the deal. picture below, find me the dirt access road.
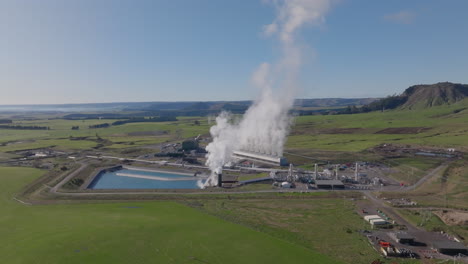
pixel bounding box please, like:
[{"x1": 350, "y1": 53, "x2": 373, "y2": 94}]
[
  {"x1": 360, "y1": 162, "x2": 451, "y2": 232},
  {"x1": 50, "y1": 162, "x2": 88, "y2": 193}
]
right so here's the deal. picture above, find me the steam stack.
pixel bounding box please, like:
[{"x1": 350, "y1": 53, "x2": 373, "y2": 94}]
[
  {"x1": 217, "y1": 173, "x2": 223, "y2": 187},
  {"x1": 314, "y1": 163, "x2": 318, "y2": 179},
  {"x1": 355, "y1": 162, "x2": 359, "y2": 182}
]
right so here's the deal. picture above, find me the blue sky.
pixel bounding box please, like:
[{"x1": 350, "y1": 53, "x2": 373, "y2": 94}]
[{"x1": 1, "y1": 0, "x2": 467, "y2": 104}]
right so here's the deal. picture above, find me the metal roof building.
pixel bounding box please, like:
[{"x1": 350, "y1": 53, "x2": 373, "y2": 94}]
[
  {"x1": 315, "y1": 180, "x2": 345, "y2": 189},
  {"x1": 232, "y1": 150, "x2": 288, "y2": 166},
  {"x1": 432, "y1": 240, "x2": 468, "y2": 255},
  {"x1": 396, "y1": 233, "x2": 415, "y2": 244}
]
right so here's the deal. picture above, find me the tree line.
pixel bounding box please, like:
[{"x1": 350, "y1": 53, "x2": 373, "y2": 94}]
[
  {"x1": 87, "y1": 116, "x2": 178, "y2": 129},
  {"x1": 111, "y1": 116, "x2": 177, "y2": 126},
  {"x1": 89, "y1": 123, "x2": 110, "y2": 129},
  {"x1": 339, "y1": 95, "x2": 408, "y2": 114},
  {"x1": 0, "y1": 125, "x2": 49, "y2": 130}
]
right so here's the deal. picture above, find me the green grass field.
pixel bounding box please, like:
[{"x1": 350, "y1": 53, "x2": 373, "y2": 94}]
[
  {"x1": 396, "y1": 159, "x2": 468, "y2": 209},
  {"x1": 2, "y1": 101, "x2": 468, "y2": 155},
  {"x1": 287, "y1": 101, "x2": 468, "y2": 152},
  {"x1": 194, "y1": 196, "x2": 420, "y2": 264},
  {"x1": 1, "y1": 166, "x2": 339, "y2": 264},
  {"x1": 380, "y1": 156, "x2": 444, "y2": 184},
  {"x1": 0, "y1": 117, "x2": 210, "y2": 153}
]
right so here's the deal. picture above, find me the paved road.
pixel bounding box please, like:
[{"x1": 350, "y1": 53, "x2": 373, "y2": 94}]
[{"x1": 361, "y1": 191, "x2": 420, "y2": 232}]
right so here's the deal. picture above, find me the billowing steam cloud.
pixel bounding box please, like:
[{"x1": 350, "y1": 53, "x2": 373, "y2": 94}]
[{"x1": 201, "y1": 0, "x2": 331, "y2": 188}]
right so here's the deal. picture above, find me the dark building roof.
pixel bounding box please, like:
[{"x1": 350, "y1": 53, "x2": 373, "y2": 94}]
[
  {"x1": 432, "y1": 240, "x2": 468, "y2": 250},
  {"x1": 396, "y1": 233, "x2": 414, "y2": 240}
]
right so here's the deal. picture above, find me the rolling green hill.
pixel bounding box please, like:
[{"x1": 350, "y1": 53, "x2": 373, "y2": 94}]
[
  {"x1": 401, "y1": 82, "x2": 468, "y2": 109},
  {"x1": 286, "y1": 99, "x2": 468, "y2": 154},
  {"x1": 360, "y1": 82, "x2": 468, "y2": 113}
]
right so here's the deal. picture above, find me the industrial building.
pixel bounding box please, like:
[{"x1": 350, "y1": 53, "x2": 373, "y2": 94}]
[
  {"x1": 232, "y1": 150, "x2": 288, "y2": 166},
  {"x1": 217, "y1": 174, "x2": 238, "y2": 188},
  {"x1": 396, "y1": 233, "x2": 415, "y2": 244},
  {"x1": 315, "y1": 180, "x2": 345, "y2": 189},
  {"x1": 432, "y1": 241, "x2": 468, "y2": 255},
  {"x1": 363, "y1": 215, "x2": 387, "y2": 227}
]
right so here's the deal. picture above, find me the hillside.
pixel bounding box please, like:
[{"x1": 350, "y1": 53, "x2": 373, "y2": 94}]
[
  {"x1": 351, "y1": 82, "x2": 468, "y2": 113},
  {"x1": 0, "y1": 98, "x2": 377, "y2": 114},
  {"x1": 400, "y1": 82, "x2": 468, "y2": 109}
]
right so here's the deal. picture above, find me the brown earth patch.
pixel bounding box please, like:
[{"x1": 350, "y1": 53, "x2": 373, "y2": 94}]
[
  {"x1": 375, "y1": 127, "x2": 431, "y2": 134},
  {"x1": 320, "y1": 128, "x2": 366, "y2": 134},
  {"x1": 127, "y1": 130, "x2": 168, "y2": 136},
  {"x1": 434, "y1": 210, "x2": 468, "y2": 226}
]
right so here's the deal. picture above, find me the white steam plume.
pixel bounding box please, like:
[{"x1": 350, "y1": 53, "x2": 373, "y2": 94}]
[{"x1": 202, "y1": 0, "x2": 331, "y2": 187}]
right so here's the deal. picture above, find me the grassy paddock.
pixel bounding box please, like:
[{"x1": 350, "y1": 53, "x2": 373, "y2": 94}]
[
  {"x1": 0, "y1": 117, "x2": 210, "y2": 152},
  {"x1": 1, "y1": 166, "x2": 337, "y2": 264},
  {"x1": 288, "y1": 102, "x2": 468, "y2": 152},
  {"x1": 189, "y1": 197, "x2": 419, "y2": 264},
  {"x1": 2, "y1": 101, "x2": 468, "y2": 155}
]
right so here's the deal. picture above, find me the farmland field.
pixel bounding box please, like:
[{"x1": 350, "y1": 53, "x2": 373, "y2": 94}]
[
  {"x1": 0, "y1": 166, "x2": 339, "y2": 264},
  {"x1": 1, "y1": 103, "x2": 467, "y2": 264},
  {"x1": 288, "y1": 100, "x2": 468, "y2": 153},
  {"x1": 2, "y1": 101, "x2": 468, "y2": 156}
]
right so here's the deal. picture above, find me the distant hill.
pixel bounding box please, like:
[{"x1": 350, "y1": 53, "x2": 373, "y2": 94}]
[
  {"x1": 347, "y1": 82, "x2": 468, "y2": 114},
  {"x1": 143, "y1": 98, "x2": 378, "y2": 116},
  {"x1": 0, "y1": 98, "x2": 378, "y2": 115},
  {"x1": 400, "y1": 82, "x2": 468, "y2": 109},
  {"x1": 294, "y1": 98, "x2": 377, "y2": 108}
]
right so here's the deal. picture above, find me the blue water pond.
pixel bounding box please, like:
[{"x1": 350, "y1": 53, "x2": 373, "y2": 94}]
[{"x1": 88, "y1": 169, "x2": 205, "y2": 189}]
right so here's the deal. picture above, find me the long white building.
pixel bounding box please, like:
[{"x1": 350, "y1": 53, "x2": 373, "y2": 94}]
[{"x1": 232, "y1": 150, "x2": 288, "y2": 166}]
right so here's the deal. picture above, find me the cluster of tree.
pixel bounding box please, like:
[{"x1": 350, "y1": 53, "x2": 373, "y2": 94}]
[
  {"x1": 64, "y1": 112, "x2": 178, "y2": 120},
  {"x1": 69, "y1": 136, "x2": 88, "y2": 141},
  {"x1": 0, "y1": 125, "x2": 49, "y2": 130},
  {"x1": 0, "y1": 119, "x2": 12, "y2": 124},
  {"x1": 63, "y1": 178, "x2": 84, "y2": 189},
  {"x1": 293, "y1": 108, "x2": 344, "y2": 116},
  {"x1": 339, "y1": 95, "x2": 408, "y2": 115},
  {"x1": 71, "y1": 126, "x2": 79, "y2": 130},
  {"x1": 154, "y1": 152, "x2": 185, "y2": 158},
  {"x1": 182, "y1": 157, "x2": 200, "y2": 164},
  {"x1": 181, "y1": 140, "x2": 199, "y2": 151},
  {"x1": 88, "y1": 123, "x2": 110, "y2": 129},
  {"x1": 111, "y1": 116, "x2": 177, "y2": 126},
  {"x1": 64, "y1": 113, "x2": 131, "y2": 119}
]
